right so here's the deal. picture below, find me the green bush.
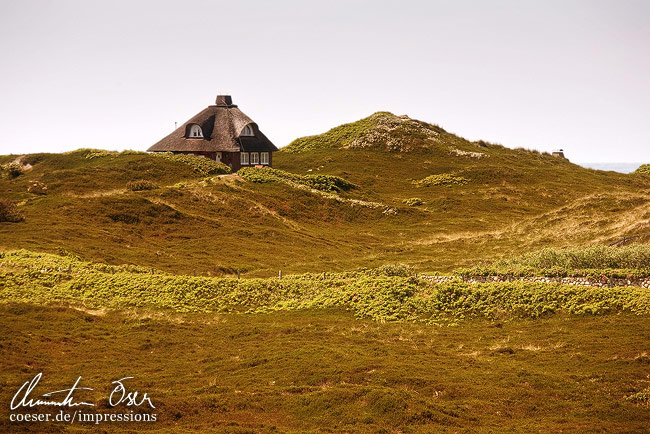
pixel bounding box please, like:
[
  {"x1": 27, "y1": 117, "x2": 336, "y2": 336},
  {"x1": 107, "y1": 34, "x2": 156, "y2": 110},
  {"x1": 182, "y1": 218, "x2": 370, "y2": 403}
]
[
  {"x1": 127, "y1": 180, "x2": 159, "y2": 191},
  {"x1": 154, "y1": 153, "x2": 231, "y2": 176},
  {"x1": 403, "y1": 198, "x2": 423, "y2": 207},
  {"x1": 413, "y1": 174, "x2": 468, "y2": 187},
  {"x1": 0, "y1": 199, "x2": 24, "y2": 222},
  {"x1": 239, "y1": 167, "x2": 355, "y2": 193}
]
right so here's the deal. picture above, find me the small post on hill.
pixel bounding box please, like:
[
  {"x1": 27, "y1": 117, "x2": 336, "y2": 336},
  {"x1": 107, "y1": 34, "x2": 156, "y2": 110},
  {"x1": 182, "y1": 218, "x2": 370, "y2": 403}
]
[
  {"x1": 237, "y1": 270, "x2": 240, "y2": 280},
  {"x1": 278, "y1": 270, "x2": 282, "y2": 280},
  {"x1": 193, "y1": 270, "x2": 196, "y2": 277}
]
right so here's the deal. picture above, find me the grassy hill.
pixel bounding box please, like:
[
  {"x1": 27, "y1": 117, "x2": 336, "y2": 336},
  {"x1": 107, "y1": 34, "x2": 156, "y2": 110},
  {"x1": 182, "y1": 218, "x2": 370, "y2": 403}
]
[
  {"x1": 1, "y1": 113, "x2": 649, "y2": 276},
  {"x1": 2, "y1": 114, "x2": 650, "y2": 433}
]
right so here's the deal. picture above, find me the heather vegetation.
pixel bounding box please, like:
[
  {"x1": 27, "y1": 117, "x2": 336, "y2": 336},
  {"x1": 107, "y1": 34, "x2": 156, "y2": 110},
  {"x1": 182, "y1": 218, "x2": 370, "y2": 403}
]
[
  {"x1": 239, "y1": 166, "x2": 355, "y2": 193},
  {"x1": 153, "y1": 152, "x2": 231, "y2": 176},
  {"x1": 126, "y1": 179, "x2": 159, "y2": 191},
  {"x1": 84, "y1": 149, "x2": 118, "y2": 159},
  {"x1": 457, "y1": 245, "x2": 650, "y2": 278},
  {"x1": 1, "y1": 162, "x2": 23, "y2": 178},
  {"x1": 2, "y1": 305, "x2": 649, "y2": 433},
  {"x1": 1, "y1": 112, "x2": 648, "y2": 275},
  {"x1": 2, "y1": 250, "x2": 650, "y2": 324},
  {"x1": 0, "y1": 199, "x2": 23, "y2": 223},
  {"x1": 283, "y1": 112, "x2": 447, "y2": 154},
  {"x1": 635, "y1": 163, "x2": 650, "y2": 175},
  {"x1": 413, "y1": 173, "x2": 469, "y2": 187}
]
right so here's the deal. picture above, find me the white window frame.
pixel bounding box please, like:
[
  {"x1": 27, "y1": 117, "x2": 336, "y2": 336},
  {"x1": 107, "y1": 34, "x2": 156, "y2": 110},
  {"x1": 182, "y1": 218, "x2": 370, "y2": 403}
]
[
  {"x1": 240, "y1": 125, "x2": 254, "y2": 137},
  {"x1": 250, "y1": 152, "x2": 259, "y2": 165},
  {"x1": 260, "y1": 152, "x2": 269, "y2": 165},
  {"x1": 240, "y1": 152, "x2": 249, "y2": 165},
  {"x1": 189, "y1": 124, "x2": 203, "y2": 138}
]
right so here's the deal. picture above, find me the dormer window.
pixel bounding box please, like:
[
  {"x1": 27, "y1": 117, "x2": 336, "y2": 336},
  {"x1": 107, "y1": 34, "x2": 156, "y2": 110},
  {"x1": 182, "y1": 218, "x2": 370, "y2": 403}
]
[
  {"x1": 189, "y1": 124, "x2": 203, "y2": 138},
  {"x1": 240, "y1": 124, "x2": 254, "y2": 137}
]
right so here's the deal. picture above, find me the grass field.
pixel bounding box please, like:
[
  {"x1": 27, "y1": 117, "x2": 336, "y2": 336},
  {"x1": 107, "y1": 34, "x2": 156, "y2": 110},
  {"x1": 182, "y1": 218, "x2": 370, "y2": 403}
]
[{"x1": 1, "y1": 305, "x2": 649, "y2": 433}]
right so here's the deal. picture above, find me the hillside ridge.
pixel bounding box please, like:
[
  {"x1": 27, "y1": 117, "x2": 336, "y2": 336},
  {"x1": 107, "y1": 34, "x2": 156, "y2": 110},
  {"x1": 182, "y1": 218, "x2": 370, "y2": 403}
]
[{"x1": 1, "y1": 115, "x2": 649, "y2": 276}]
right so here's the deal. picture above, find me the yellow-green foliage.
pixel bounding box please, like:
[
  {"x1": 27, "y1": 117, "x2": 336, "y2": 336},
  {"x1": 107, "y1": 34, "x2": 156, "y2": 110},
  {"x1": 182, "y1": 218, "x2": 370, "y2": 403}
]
[
  {"x1": 120, "y1": 150, "x2": 146, "y2": 156},
  {"x1": 154, "y1": 153, "x2": 231, "y2": 176},
  {"x1": 2, "y1": 250, "x2": 650, "y2": 323},
  {"x1": 498, "y1": 244, "x2": 650, "y2": 270},
  {"x1": 402, "y1": 197, "x2": 423, "y2": 207},
  {"x1": 457, "y1": 244, "x2": 650, "y2": 278},
  {"x1": 2, "y1": 163, "x2": 23, "y2": 178},
  {"x1": 85, "y1": 150, "x2": 118, "y2": 159},
  {"x1": 634, "y1": 164, "x2": 650, "y2": 175},
  {"x1": 626, "y1": 387, "x2": 650, "y2": 406},
  {"x1": 283, "y1": 112, "x2": 447, "y2": 154},
  {"x1": 283, "y1": 114, "x2": 385, "y2": 153},
  {"x1": 413, "y1": 174, "x2": 468, "y2": 187},
  {"x1": 126, "y1": 179, "x2": 158, "y2": 191},
  {"x1": 239, "y1": 167, "x2": 355, "y2": 193}
]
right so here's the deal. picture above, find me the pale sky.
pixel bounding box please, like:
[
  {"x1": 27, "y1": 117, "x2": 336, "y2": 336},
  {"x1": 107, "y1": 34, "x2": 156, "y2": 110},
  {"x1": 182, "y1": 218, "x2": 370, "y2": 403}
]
[{"x1": 0, "y1": 0, "x2": 648, "y2": 164}]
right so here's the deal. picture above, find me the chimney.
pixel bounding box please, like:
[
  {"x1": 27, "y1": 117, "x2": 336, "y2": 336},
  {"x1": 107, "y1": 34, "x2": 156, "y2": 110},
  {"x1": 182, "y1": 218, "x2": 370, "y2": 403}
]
[{"x1": 215, "y1": 95, "x2": 233, "y2": 107}]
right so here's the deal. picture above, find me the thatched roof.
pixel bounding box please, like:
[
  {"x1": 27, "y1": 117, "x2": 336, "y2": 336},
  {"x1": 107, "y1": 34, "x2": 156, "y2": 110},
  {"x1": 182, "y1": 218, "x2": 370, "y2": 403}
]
[{"x1": 148, "y1": 95, "x2": 278, "y2": 153}]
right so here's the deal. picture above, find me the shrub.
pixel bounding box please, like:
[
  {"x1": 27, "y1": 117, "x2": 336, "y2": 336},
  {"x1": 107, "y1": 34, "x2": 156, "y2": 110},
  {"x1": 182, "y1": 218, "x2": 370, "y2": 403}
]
[
  {"x1": 154, "y1": 153, "x2": 231, "y2": 176},
  {"x1": 498, "y1": 245, "x2": 650, "y2": 270},
  {"x1": 413, "y1": 174, "x2": 468, "y2": 187},
  {"x1": 456, "y1": 244, "x2": 650, "y2": 278},
  {"x1": 403, "y1": 198, "x2": 423, "y2": 207},
  {"x1": 3, "y1": 163, "x2": 23, "y2": 178},
  {"x1": 239, "y1": 167, "x2": 355, "y2": 193},
  {"x1": 626, "y1": 387, "x2": 650, "y2": 406},
  {"x1": 127, "y1": 180, "x2": 159, "y2": 191},
  {"x1": 0, "y1": 199, "x2": 24, "y2": 222},
  {"x1": 2, "y1": 250, "x2": 650, "y2": 324},
  {"x1": 27, "y1": 181, "x2": 48, "y2": 195}
]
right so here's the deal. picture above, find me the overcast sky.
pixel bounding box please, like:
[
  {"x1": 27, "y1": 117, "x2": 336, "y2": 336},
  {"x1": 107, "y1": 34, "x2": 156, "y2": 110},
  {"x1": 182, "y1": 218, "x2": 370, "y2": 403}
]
[{"x1": 0, "y1": 0, "x2": 648, "y2": 163}]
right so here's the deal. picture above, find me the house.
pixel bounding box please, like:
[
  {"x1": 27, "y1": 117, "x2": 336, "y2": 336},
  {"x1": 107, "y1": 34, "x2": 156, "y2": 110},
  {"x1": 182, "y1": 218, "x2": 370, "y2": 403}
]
[
  {"x1": 147, "y1": 95, "x2": 278, "y2": 171},
  {"x1": 552, "y1": 149, "x2": 566, "y2": 159}
]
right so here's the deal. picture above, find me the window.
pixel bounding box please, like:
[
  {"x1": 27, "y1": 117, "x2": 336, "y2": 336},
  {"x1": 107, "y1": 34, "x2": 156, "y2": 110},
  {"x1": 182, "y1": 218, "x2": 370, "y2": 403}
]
[
  {"x1": 189, "y1": 124, "x2": 203, "y2": 138},
  {"x1": 240, "y1": 125, "x2": 254, "y2": 137},
  {"x1": 250, "y1": 152, "x2": 259, "y2": 165},
  {"x1": 240, "y1": 152, "x2": 249, "y2": 165},
  {"x1": 260, "y1": 152, "x2": 269, "y2": 165}
]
